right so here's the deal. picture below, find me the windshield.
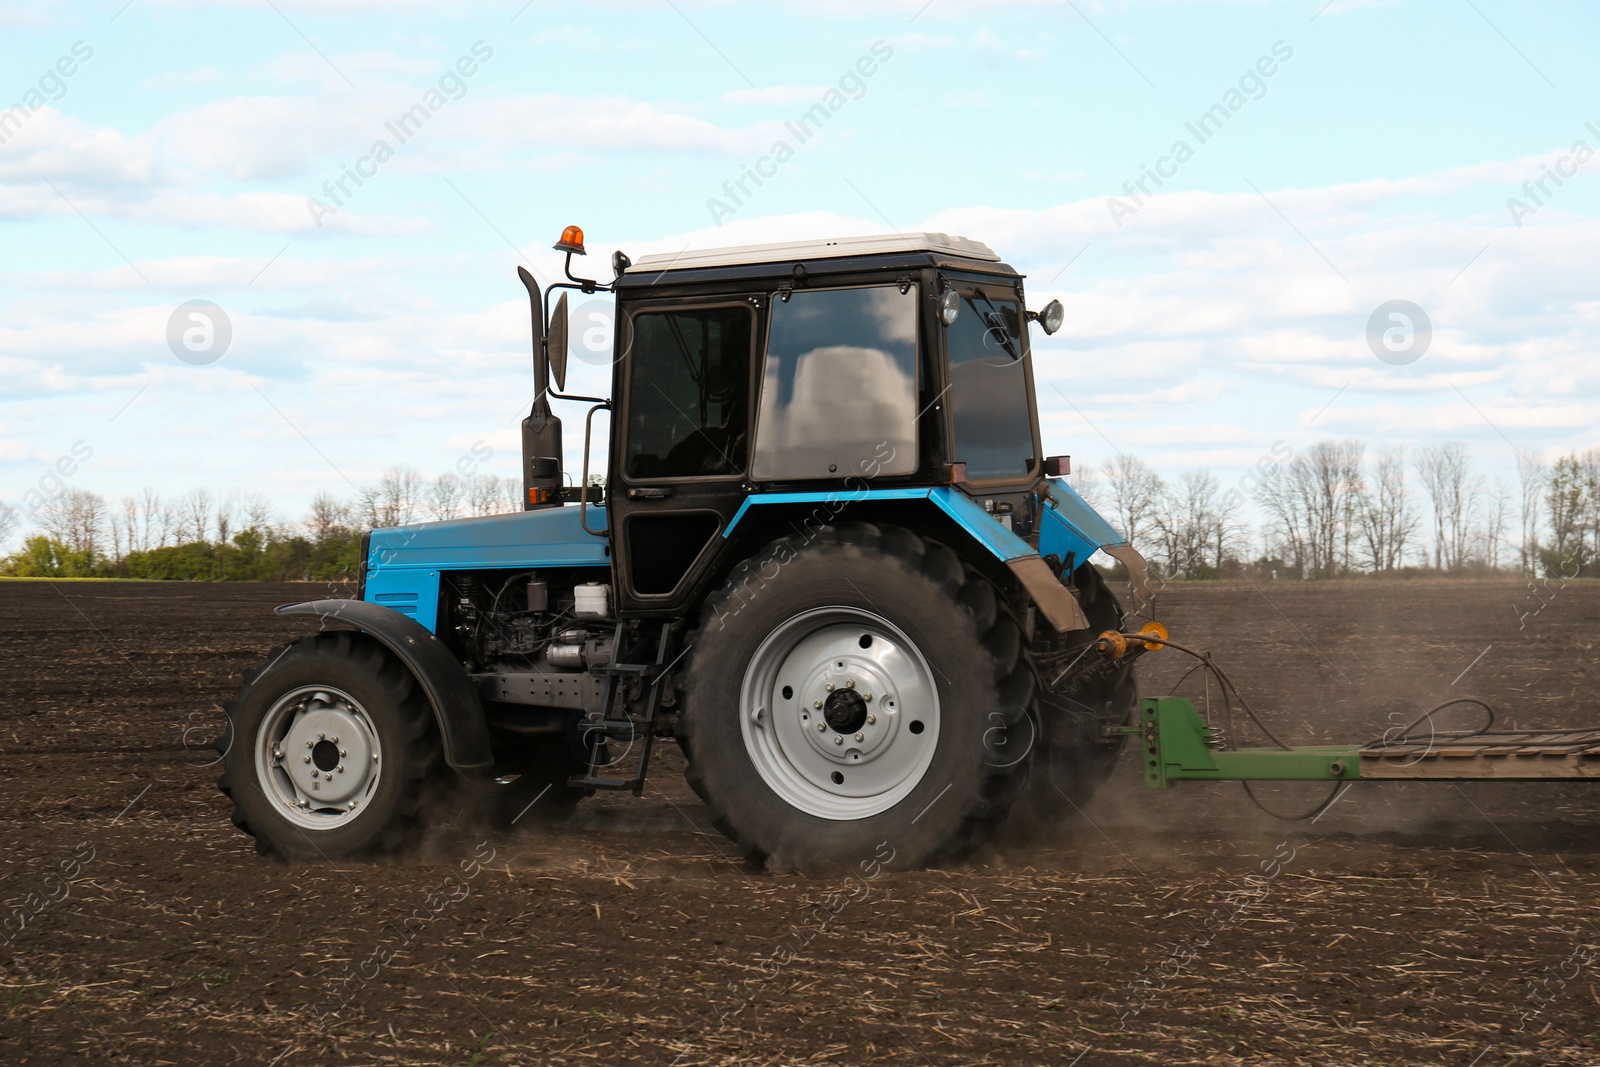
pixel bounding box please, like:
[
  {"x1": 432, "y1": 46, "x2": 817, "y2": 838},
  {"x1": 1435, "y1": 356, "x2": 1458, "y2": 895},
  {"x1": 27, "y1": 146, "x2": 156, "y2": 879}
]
[{"x1": 945, "y1": 288, "x2": 1036, "y2": 480}]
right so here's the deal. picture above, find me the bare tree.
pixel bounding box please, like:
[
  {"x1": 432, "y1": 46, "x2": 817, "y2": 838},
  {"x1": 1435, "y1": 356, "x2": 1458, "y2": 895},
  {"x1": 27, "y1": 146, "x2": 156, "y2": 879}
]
[
  {"x1": 1417, "y1": 443, "x2": 1482, "y2": 572},
  {"x1": 1103, "y1": 454, "x2": 1164, "y2": 544},
  {"x1": 117, "y1": 495, "x2": 141, "y2": 555},
  {"x1": 425, "y1": 474, "x2": 465, "y2": 521},
  {"x1": 1303, "y1": 440, "x2": 1365, "y2": 576},
  {"x1": 306, "y1": 491, "x2": 353, "y2": 542},
  {"x1": 1069, "y1": 462, "x2": 1102, "y2": 509},
  {"x1": 1254, "y1": 460, "x2": 1310, "y2": 576},
  {"x1": 178, "y1": 488, "x2": 213, "y2": 545},
  {"x1": 1255, "y1": 440, "x2": 1364, "y2": 577},
  {"x1": 1358, "y1": 447, "x2": 1417, "y2": 574},
  {"x1": 214, "y1": 489, "x2": 240, "y2": 543},
  {"x1": 358, "y1": 467, "x2": 424, "y2": 528},
  {"x1": 1517, "y1": 453, "x2": 1545, "y2": 576},
  {"x1": 1153, "y1": 470, "x2": 1226, "y2": 578},
  {"x1": 1482, "y1": 478, "x2": 1512, "y2": 571},
  {"x1": 240, "y1": 493, "x2": 275, "y2": 533},
  {"x1": 138, "y1": 488, "x2": 172, "y2": 549},
  {"x1": 1581, "y1": 447, "x2": 1600, "y2": 573},
  {"x1": 0, "y1": 500, "x2": 20, "y2": 545},
  {"x1": 466, "y1": 474, "x2": 503, "y2": 517},
  {"x1": 36, "y1": 489, "x2": 107, "y2": 555},
  {"x1": 498, "y1": 476, "x2": 523, "y2": 514}
]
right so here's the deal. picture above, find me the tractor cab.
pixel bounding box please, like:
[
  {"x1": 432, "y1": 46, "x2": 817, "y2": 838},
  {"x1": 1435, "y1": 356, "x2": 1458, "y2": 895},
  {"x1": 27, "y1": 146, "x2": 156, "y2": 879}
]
[{"x1": 523, "y1": 229, "x2": 1090, "y2": 622}]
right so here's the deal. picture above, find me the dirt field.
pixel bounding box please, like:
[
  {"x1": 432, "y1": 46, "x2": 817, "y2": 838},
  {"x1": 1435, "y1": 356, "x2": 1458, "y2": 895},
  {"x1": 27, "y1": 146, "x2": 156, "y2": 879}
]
[{"x1": 2, "y1": 576, "x2": 1598, "y2": 1066}]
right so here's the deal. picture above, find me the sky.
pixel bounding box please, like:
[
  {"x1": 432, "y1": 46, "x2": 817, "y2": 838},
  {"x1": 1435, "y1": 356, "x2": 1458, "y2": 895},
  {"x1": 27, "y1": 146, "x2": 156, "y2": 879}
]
[{"x1": 3, "y1": 0, "x2": 1598, "y2": 549}]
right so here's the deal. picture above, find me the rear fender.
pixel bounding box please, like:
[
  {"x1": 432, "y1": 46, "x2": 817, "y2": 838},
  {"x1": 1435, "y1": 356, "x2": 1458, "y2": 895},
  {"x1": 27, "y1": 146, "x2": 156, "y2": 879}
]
[
  {"x1": 723, "y1": 486, "x2": 1144, "y2": 633},
  {"x1": 275, "y1": 599, "x2": 494, "y2": 774}
]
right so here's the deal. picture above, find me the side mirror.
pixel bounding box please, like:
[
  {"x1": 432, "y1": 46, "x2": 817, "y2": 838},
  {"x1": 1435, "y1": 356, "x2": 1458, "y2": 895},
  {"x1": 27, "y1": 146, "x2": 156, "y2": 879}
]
[{"x1": 547, "y1": 291, "x2": 569, "y2": 392}]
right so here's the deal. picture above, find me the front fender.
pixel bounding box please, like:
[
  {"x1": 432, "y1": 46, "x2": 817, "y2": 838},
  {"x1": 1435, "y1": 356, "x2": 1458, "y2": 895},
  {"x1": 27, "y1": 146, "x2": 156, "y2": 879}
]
[{"x1": 275, "y1": 599, "x2": 493, "y2": 774}]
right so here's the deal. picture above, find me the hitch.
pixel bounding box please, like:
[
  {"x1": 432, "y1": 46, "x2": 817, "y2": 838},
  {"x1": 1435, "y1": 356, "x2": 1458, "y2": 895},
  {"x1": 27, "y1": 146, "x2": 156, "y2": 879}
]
[{"x1": 1123, "y1": 698, "x2": 1361, "y2": 789}]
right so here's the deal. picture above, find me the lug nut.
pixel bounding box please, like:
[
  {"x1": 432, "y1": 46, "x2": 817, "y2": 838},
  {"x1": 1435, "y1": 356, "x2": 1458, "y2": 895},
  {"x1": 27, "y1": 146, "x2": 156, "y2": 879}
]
[
  {"x1": 337, "y1": 765, "x2": 344, "y2": 773},
  {"x1": 324, "y1": 772, "x2": 332, "y2": 780},
  {"x1": 818, "y1": 722, "x2": 827, "y2": 731},
  {"x1": 867, "y1": 715, "x2": 876, "y2": 725},
  {"x1": 303, "y1": 755, "x2": 311, "y2": 764},
  {"x1": 863, "y1": 693, "x2": 873, "y2": 702},
  {"x1": 825, "y1": 682, "x2": 835, "y2": 692},
  {"x1": 855, "y1": 733, "x2": 864, "y2": 742},
  {"x1": 339, "y1": 749, "x2": 347, "y2": 757},
  {"x1": 813, "y1": 700, "x2": 823, "y2": 709},
  {"x1": 318, "y1": 732, "x2": 326, "y2": 740},
  {"x1": 306, "y1": 741, "x2": 313, "y2": 749},
  {"x1": 833, "y1": 736, "x2": 844, "y2": 745},
  {"x1": 845, "y1": 679, "x2": 855, "y2": 689},
  {"x1": 372, "y1": 754, "x2": 379, "y2": 762}
]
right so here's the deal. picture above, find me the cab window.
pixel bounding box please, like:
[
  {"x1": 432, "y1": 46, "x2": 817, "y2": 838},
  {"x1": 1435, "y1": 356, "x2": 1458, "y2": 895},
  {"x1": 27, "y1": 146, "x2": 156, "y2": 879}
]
[
  {"x1": 946, "y1": 289, "x2": 1036, "y2": 480},
  {"x1": 752, "y1": 285, "x2": 919, "y2": 481},
  {"x1": 625, "y1": 305, "x2": 753, "y2": 480}
]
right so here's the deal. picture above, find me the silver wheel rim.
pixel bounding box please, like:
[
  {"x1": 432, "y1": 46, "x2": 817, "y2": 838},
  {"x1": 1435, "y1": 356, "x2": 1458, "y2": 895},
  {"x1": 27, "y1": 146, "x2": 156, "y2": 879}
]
[
  {"x1": 740, "y1": 607, "x2": 941, "y2": 821},
  {"x1": 254, "y1": 685, "x2": 383, "y2": 831}
]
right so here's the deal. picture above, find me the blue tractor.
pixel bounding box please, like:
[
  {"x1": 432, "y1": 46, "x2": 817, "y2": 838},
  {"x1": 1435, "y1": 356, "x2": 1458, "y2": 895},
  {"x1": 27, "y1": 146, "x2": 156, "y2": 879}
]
[{"x1": 219, "y1": 229, "x2": 1155, "y2": 871}]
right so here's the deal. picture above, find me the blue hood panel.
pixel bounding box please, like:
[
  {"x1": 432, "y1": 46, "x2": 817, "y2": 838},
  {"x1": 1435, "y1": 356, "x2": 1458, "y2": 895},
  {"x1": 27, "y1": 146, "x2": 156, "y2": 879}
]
[{"x1": 367, "y1": 506, "x2": 609, "y2": 572}]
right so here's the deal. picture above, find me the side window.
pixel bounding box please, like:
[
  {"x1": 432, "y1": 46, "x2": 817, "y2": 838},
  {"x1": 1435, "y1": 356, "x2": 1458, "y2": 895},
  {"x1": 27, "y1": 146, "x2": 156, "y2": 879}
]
[
  {"x1": 625, "y1": 305, "x2": 753, "y2": 480},
  {"x1": 752, "y1": 286, "x2": 919, "y2": 481},
  {"x1": 946, "y1": 290, "x2": 1035, "y2": 479}
]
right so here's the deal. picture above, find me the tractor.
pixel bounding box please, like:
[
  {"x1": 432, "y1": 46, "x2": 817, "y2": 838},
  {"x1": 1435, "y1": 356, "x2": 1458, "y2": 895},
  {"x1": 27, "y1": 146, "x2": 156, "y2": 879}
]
[{"x1": 218, "y1": 229, "x2": 1160, "y2": 871}]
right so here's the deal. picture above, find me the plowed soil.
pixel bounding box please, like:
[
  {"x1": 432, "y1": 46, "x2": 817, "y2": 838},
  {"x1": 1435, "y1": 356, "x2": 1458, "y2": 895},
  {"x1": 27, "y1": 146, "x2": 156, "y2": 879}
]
[{"x1": 2, "y1": 576, "x2": 1598, "y2": 1066}]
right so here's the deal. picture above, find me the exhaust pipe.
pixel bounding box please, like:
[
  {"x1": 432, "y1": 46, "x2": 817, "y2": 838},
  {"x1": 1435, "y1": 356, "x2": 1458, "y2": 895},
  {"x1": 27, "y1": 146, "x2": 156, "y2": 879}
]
[{"x1": 517, "y1": 266, "x2": 563, "y2": 510}]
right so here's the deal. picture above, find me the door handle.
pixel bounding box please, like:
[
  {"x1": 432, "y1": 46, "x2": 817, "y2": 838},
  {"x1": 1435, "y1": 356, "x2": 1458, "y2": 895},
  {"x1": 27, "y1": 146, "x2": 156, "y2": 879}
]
[{"x1": 627, "y1": 487, "x2": 673, "y2": 500}]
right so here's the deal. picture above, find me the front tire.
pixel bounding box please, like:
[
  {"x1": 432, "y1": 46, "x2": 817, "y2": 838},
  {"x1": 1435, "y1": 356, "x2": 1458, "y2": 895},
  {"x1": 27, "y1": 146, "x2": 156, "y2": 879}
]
[
  {"x1": 219, "y1": 631, "x2": 442, "y2": 861},
  {"x1": 679, "y1": 523, "x2": 1033, "y2": 872}
]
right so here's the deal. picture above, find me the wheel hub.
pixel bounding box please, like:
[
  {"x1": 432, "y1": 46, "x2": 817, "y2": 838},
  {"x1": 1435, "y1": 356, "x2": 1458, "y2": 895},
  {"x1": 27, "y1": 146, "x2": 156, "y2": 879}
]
[
  {"x1": 740, "y1": 607, "x2": 940, "y2": 821},
  {"x1": 255, "y1": 687, "x2": 383, "y2": 829},
  {"x1": 822, "y1": 688, "x2": 868, "y2": 733}
]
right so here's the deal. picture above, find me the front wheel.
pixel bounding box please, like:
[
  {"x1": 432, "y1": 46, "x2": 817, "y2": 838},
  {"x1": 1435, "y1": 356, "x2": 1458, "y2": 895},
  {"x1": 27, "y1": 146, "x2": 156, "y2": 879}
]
[
  {"x1": 679, "y1": 523, "x2": 1034, "y2": 872},
  {"x1": 219, "y1": 631, "x2": 442, "y2": 860}
]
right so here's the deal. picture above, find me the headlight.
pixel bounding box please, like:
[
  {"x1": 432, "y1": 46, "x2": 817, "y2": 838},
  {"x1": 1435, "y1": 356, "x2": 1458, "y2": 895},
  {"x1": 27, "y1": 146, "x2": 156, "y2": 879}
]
[
  {"x1": 1038, "y1": 298, "x2": 1064, "y2": 335},
  {"x1": 939, "y1": 290, "x2": 960, "y2": 326}
]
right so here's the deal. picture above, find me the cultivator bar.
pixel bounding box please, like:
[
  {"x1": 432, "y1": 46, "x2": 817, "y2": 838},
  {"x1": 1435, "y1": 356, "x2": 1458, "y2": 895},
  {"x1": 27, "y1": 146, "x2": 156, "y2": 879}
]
[{"x1": 1130, "y1": 697, "x2": 1600, "y2": 787}]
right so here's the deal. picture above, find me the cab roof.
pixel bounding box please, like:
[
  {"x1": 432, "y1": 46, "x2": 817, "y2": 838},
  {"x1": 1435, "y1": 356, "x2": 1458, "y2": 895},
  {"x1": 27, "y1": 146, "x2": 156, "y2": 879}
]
[{"x1": 626, "y1": 232, "x2": 1000, "y2": 274}]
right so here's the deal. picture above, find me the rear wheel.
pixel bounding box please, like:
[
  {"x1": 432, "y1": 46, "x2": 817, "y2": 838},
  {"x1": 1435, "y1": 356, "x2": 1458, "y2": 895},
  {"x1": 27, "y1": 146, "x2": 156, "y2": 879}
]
[
  {"x1": 1013, "y1": 563, "x2": 1137, "y2": 828},
  {"x1": 219, "y1": 631, "x2": 442, "y2": 860},
  {"x1": 679, "y1": 523, "x2": 1033, "y2": 872}
]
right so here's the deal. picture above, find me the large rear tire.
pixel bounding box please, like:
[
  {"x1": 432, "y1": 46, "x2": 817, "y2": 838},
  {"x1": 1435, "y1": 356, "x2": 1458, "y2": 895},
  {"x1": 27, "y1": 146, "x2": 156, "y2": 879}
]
[
  {"x1": 218, "y1": 631, "x2": 443, "y2": 861},
  {"x1": 1012, "y1": 563, "x2": 1136, "y2": 829},
  {"x1": 679, "y1": 523, "x2": 1033, "y2": 872}
]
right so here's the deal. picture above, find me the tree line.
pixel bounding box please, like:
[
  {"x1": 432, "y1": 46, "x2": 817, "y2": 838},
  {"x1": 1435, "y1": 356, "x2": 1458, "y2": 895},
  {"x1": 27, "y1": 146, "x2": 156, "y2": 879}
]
[
  {"x1": 0, "y1": 468, "x2": 524, "y2": 580},
  {"x1": 1079, "y1": 441, "x2": 1596, "y2": 580},
  {"x1": 1, "y1": 441, "x2": 1595, "y2": 581}
]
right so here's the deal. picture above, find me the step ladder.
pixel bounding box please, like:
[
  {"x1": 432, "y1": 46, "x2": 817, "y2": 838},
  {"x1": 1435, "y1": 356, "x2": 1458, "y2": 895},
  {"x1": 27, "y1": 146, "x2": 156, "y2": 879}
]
[{"x1": 567, "y1": 625, "x2": 674, "y2": 797}]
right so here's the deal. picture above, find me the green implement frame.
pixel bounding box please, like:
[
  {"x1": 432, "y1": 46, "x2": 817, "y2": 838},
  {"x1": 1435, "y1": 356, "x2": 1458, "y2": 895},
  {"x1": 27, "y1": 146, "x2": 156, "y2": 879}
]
[{"x1": 1124, "y1": 697, "x2": 1600, "y2": 787}]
